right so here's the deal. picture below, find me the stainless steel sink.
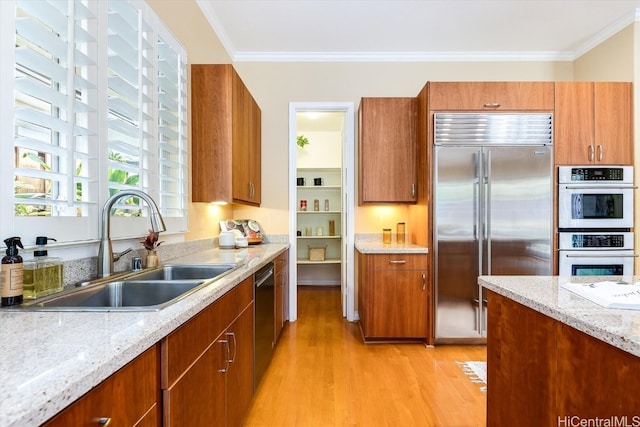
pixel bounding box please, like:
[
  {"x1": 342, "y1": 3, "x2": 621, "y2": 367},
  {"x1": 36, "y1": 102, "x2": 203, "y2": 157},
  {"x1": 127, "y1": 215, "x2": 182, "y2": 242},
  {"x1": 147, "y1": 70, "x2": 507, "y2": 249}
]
[
  {"x1": 19, "y1": 263, "x2": 239, "y2": 312},
  {"x1": 128, "y1": 264, "x2": 237, "y2": 281}
]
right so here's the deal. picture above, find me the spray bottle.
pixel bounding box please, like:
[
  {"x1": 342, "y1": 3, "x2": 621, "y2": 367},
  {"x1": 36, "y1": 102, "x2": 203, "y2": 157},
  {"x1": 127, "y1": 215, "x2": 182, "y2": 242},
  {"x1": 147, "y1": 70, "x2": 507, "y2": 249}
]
[{"x1": 2, "y1": 237, "x2": 24, "y2": 306}]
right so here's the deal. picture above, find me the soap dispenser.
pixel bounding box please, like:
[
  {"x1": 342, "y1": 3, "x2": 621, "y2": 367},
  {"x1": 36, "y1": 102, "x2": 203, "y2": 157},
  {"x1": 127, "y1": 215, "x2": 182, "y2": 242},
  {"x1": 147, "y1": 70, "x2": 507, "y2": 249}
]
[
  {"x1": 1, "y1": 237, "x2": 24, "y2": 306},
  {"x1": 23, "y1": 237, "x2": 63, "y2": 299}
]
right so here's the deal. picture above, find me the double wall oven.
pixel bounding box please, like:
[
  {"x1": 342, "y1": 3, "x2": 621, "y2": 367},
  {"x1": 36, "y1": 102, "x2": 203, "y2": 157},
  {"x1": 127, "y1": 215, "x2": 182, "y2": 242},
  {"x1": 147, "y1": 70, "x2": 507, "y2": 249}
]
[{"x1": 558, "y1": 166, "x2": 636, "y2": 276}]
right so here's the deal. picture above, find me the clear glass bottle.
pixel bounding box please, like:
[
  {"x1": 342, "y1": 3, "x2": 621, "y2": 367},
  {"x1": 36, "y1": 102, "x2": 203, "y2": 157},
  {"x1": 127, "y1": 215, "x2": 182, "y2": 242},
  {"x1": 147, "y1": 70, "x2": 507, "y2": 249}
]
[
  {"x1": 23, "y1": 237, "x2": 63, "y2": 299},
  {"x1": 397, "y1": 222, "x2": 406, "y2": 244},
  {"x1": 383, "y1": 229, "x2": 392, "y2": 244}
]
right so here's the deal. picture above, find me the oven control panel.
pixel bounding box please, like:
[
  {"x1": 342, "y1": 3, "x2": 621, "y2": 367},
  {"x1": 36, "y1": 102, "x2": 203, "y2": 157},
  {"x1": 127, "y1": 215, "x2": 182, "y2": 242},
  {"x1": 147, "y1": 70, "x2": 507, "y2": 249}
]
[
  {"x1": 571, "y1": 234, "x2": 625, "y2": 248},
  {"x1": 570, "y1": 167, "x2": 623, "y2": 181},
  {"x1": 559, "y1": 232, "x2": 634, "y2": 251}
]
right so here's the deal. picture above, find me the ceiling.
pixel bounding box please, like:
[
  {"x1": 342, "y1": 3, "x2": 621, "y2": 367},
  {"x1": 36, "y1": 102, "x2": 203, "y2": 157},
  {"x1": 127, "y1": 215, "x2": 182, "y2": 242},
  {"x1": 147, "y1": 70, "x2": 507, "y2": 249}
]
[{"x1": 196, "y1": 0, "x2": 640, "y2": 62}]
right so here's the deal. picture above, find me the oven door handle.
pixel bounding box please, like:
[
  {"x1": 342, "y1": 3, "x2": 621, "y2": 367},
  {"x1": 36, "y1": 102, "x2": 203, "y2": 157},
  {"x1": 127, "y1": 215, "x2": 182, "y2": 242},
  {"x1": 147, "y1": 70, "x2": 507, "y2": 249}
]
[
  {"x1": 564, "y1": 254, "x2": 639, "y2": 259},
  {"x1": 561, "y1": 185, "x2": 638, "y2": 190}
]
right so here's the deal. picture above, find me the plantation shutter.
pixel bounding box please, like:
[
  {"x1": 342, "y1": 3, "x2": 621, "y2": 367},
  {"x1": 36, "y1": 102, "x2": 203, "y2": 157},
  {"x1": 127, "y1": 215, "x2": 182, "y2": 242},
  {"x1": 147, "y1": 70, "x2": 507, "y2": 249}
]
[{"x1": 13, "y1": 0, "x2": 97, "y2": 218}]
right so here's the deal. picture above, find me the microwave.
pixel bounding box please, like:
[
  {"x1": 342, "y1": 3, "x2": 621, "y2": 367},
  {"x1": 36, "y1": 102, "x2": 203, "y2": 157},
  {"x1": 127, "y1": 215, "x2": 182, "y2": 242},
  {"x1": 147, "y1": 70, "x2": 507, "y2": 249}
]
[{"x1": 558, "y1": 166, "x2": 634, "y2": 230}]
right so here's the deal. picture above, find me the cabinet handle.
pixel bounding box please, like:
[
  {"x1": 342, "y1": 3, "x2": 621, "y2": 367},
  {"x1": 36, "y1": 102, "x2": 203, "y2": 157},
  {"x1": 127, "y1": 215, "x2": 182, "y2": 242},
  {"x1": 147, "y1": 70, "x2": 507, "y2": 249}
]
[
  {"x1": 389, "y1": 260, "x2": 406, "y2": 264},
  {"x1": 226, "y1": 332, "x2": 237, "y2": 363},
  {"x1": 94, "y1": 418, "x2": 112, "y2": 426},
  {"x1": 598, "y1": 144, "x2": 603, "y2": 161},
  {"x1": 483, "y1": 103, "x2": 500, "y2": 108},
  {"x1": 218, "y1": 339, "x2": 230, "y2": 373},
  {"x1": 588, "y1": 145, "x2": 594, "y2": 162},
  {"x1": 422, "y1": 273, "x2": 426, "y2": 291},
  {"x1": 411, "y1": 183, "x2": 416, "y2": 198}
]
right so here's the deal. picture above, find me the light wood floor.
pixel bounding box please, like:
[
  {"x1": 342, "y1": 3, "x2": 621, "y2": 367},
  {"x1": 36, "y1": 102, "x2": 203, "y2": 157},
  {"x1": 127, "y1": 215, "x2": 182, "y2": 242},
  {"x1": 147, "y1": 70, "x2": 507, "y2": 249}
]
[{"x1": 244, "y1": 286, "x2": 487, "y2": 427}]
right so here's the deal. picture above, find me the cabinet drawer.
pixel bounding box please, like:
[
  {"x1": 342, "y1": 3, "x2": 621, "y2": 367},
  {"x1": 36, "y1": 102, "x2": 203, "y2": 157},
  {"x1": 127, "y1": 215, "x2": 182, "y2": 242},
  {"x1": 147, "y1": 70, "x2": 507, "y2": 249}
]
[
  {"x1": 43, "y1": 345, "x2": 159, "y2": 427},
  {"x1": 161, "y1": 277, "x2": 253, "y2": 387},
  {"x1": 367, "y1": 254, "x2": 427, "y2": 270},
  {"x1": 429, "y1": 82, "x2": 554, "y2": 111}
]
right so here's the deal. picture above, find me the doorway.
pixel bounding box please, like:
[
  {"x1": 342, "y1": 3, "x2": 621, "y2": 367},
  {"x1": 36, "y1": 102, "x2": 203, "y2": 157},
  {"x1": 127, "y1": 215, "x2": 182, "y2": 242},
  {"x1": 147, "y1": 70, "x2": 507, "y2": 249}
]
[{"x1": 288, "y1": 102, "x2": 355, "y2": 322}]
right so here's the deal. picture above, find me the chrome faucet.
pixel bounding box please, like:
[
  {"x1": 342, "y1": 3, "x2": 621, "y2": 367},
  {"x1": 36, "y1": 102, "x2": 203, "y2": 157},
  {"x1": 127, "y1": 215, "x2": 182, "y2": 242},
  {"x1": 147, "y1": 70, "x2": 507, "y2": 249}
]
[{"x1": 97, "y1": 190, "x2": 166, "y2": 278}]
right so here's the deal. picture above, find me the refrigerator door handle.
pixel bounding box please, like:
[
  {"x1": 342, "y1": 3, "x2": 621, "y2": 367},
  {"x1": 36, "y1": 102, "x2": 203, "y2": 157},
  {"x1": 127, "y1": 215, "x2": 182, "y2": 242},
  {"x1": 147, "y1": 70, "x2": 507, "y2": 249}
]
[
  {"x1": 475, "y1": 150, "x2": 483, "y2": 274},
  {"x1": 485, "y1": 150, "x2": 492, "y2": 275}
]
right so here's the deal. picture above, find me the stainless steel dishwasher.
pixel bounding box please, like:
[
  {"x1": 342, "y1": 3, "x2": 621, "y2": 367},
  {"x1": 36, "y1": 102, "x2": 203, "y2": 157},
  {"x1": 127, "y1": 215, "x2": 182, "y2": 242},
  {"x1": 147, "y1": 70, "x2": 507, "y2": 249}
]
[{"x1": 254, "y1": 262, "x2": 274, "y2": 388}]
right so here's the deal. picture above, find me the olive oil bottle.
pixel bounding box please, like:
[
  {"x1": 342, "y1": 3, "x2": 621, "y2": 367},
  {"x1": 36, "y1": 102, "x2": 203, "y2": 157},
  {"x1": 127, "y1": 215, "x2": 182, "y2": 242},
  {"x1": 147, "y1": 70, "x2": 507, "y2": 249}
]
[{"x1": 23, "y1": 237, "x2": 63, "y2": 299}]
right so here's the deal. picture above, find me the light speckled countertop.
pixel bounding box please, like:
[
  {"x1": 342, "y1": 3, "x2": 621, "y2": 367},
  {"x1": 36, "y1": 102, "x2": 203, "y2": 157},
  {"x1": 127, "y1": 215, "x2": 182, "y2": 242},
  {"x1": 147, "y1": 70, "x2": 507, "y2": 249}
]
[
  {"x1": 0, "y1": 243, "x2": 288, "y2": 427},
  {"x1": 479, "y1": 275, "x2": 640, "y2": 358},
  {"x1": 355, "y1": 241, "x2": 429, "y2": 254}
]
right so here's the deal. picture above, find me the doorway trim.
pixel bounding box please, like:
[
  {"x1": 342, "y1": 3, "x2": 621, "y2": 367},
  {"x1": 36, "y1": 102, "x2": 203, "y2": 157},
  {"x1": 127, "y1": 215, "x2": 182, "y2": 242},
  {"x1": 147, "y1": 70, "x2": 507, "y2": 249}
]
[{"x1": 288, "y1": 102, "x2": 356, "y2": 322}]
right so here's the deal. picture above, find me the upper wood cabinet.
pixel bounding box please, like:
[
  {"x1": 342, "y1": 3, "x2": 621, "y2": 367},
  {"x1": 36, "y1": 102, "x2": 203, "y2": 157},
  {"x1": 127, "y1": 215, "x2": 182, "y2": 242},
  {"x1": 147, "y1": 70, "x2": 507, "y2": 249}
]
[
  {"x1": 359, "y1": 97, "x2": 418, "y2": 204},
  {"x1": 428, "y1": 82, "x2": 554, "y2": 111},
  {"x1": 191, "y1": 64, "x2": 261, "y2": 205},
  {"x1": 554, "y1": 82, "x2": 632, "y2": 165}
]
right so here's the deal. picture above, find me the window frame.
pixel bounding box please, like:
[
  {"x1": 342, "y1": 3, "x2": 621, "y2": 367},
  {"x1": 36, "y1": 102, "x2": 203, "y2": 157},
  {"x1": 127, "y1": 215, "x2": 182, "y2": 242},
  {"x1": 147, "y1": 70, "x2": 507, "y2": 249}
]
[{"x1": 1, "y1": 0, "x2": 188, "y2": 251}]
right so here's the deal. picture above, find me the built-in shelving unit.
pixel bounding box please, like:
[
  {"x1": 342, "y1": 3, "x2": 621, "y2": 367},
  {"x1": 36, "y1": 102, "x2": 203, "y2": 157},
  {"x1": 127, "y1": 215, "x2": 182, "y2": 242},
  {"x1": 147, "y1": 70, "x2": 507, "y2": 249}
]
[{"x1": 296, "y1": 167, "x2": 342, "y2": 284}]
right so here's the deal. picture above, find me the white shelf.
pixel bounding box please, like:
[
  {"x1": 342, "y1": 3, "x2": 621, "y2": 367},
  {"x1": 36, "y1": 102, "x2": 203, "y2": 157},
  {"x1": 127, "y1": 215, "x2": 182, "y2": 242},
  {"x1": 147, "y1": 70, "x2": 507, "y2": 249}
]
[
  {"x1": 297, "y1": 258, "x2": 342, "y2": 265},
  {"x1": 297, "y1": 235, "x2": 341, "y2": 239},
  {"x1": 297, "y1": 210, "x2": 341, "y2": 214},
  {"x1": 297, "y1": 185, "x2": 341, "y2": 190}
]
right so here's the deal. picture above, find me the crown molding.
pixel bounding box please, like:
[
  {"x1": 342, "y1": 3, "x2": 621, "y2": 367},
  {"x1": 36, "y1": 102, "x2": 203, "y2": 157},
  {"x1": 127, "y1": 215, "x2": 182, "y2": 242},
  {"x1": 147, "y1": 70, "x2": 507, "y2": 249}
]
[
  {"x1": 570, "y1": 7, "x2": 640, "y2": 60},
  {"x1": 233, "y1": 50, "x2": 574, "y2": 63},
  {"x1": 199, "y1": 3, "x2": 640, "y2": 64}
]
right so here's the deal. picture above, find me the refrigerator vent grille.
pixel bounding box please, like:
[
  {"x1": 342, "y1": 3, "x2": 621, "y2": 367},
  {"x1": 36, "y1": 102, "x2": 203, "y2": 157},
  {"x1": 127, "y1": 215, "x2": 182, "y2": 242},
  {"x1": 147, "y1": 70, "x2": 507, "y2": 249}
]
[{"x1": 434, "y1": 113, "x2": 553, "y2": 145}]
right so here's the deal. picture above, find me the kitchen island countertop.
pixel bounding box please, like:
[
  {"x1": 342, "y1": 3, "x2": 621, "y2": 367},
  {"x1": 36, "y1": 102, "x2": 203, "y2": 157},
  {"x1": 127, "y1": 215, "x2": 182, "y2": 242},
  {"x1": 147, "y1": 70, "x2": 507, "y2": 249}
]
[
  {"x1": 0, "y1": 243, "x2": 288, "y2": 427},
  {"x1": 478, "y1": 275, "x2": 640, "y2": 357}
]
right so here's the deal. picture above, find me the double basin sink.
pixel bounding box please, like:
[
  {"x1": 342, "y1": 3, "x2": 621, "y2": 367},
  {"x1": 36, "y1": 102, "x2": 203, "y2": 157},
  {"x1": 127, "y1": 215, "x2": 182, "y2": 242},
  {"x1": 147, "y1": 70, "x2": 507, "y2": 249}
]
[{"x1": 20, "y1": 264, "x2": 239, "y2": 312}]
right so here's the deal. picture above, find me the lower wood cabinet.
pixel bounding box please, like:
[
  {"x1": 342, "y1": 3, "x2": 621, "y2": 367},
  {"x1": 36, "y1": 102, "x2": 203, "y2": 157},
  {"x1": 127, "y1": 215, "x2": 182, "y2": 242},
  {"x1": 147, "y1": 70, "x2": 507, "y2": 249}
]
[
  {"x1": 357, "y1": 252, "x2": 429, "y2": 341},
  {"x1": 274, "y1": 250, "x2": 289, "y2": 343},
  {"x1": 42, "y1": 345, "x2": 160, "y2": 427},
  {"x1": 162, "y1": 277, "x2": 255, "y2": 427},
  {"x1": 487, "y1": 290, "x2": 640, "y2": 426},
  {"x1": 42, "y1": 276, "x2": 257, "y2": 427}
]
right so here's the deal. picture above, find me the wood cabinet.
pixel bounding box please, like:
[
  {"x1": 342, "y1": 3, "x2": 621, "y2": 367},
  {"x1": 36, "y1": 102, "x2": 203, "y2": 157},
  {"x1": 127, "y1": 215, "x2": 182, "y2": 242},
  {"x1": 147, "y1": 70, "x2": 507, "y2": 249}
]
[
  {"x1": 162, "y1": 277, "x2": 254, "y2": 427},
  {"x1": 554, "y1": 82, "x2": 632, "y2": 165},
  {"x1": 43, "y1": 345, "x2": 160, "y2": 427},
  {"x1": 428, "y1": 81, "x2": 554, "y2": 111},
  {"x1": 358, "y1": 97, "x2": 417, "y2": 204},
  {"x1": 191, "y1": 64, "x2": 261, "y2": 205},
  {"x1": 274, "y1": 250, "x2": 289, "y2": 343},
  {"x1": 357, "y1": 252, "x2": 429, "y2": 340},
  {"x1": 487, "y1": 290, "x2": 640, "y2": 426}
]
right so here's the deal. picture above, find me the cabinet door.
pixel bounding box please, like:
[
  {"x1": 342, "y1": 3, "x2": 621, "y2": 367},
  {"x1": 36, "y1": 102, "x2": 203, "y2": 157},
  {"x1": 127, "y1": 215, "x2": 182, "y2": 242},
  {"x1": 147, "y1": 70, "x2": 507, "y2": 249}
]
[
  {"x1": 429, "y1": 82, "x2": 554, "y2": 111},
  {"x1": 232, "y1": 72, "x2": 261, "y2": 205},
  {"x1": 43, "y1": 346, "x2": 159, "y2": 427},
  {"x1": 225, "y1": 303, "x2": 255, "y2": 427},
  {"x1": 594, "y1": 82, "x2": 632, "y2": 165},
  {"x1": 364, "y1": 268, "x2": 428, "y2": 338},
  {"x1": 163, "y1": 340, "x2": 226, "y2": 427},
  {"x1": 274, "y1": 250, "x2": 288, "y2": 342},
  {"x1": 554, "y1": 82, "x2": 594, "y2": 165},
  {"x1": 359, "y1": 97, "x2": 417, "y2": 204}
]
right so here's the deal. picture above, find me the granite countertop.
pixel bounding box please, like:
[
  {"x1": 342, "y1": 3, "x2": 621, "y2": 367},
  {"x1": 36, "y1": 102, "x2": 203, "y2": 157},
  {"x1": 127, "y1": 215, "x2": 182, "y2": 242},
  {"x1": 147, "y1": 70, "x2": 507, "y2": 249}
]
[
  {"x1": 479, "y1": 275, "x2": 640, "y2": 358},
  {"x1": 355, "y1": 241, "x2": 429, "y2": 254},
  {"x1": 0, "y1": 243, "x2": 288, "y2": 427}
]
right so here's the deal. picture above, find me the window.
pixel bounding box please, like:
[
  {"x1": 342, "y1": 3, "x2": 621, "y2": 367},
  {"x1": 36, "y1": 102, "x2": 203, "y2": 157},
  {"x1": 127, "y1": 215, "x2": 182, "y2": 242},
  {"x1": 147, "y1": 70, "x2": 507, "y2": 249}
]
[{"x1": 1, "y1": 0, "x2": 188, "y2": 246}]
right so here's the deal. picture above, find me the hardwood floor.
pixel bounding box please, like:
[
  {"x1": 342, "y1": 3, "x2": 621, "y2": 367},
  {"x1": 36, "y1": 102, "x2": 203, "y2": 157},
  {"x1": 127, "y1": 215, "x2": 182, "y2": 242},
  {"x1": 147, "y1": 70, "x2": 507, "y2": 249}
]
[{"x1": 244, "y1": 286, "x2": 487, "y2": 426}]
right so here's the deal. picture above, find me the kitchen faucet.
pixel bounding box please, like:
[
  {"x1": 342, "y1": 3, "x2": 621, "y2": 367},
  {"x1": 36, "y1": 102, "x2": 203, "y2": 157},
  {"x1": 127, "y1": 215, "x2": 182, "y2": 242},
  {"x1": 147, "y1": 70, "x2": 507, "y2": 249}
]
[{"x1": 97, "y1": 189, "x2": 166, "y2": 278}]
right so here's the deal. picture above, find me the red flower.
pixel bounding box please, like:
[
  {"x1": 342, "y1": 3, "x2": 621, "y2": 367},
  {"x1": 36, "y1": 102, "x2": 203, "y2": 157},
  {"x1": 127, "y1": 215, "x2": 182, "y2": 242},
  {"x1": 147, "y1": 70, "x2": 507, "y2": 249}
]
[{"x1": 141, "y1": 230, "x2": 163, "y2": 251}]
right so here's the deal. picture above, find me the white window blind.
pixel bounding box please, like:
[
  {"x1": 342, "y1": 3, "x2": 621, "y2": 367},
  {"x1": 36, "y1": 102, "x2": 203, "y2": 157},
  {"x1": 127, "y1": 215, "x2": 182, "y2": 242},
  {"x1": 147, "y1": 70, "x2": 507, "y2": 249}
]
[
  {"x1": 107, "y1": 0, "x2": 153, "y2": 217},
  {"x1": 14, "y1": 0, "x2": 97, "y2": 217},
  {"x1": 2, "y1": 0, "x2": 188, "y2": 246},
  {"x1": 157, "y1": 30, "x2": 188, "y2": 220}
]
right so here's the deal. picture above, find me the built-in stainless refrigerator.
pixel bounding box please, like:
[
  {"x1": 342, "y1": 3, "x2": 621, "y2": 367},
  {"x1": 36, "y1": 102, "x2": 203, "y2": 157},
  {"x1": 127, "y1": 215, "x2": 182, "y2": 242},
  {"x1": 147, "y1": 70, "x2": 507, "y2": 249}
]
[{"x1": 433, "y1": 113, "x2": 553, "y2": 343}]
